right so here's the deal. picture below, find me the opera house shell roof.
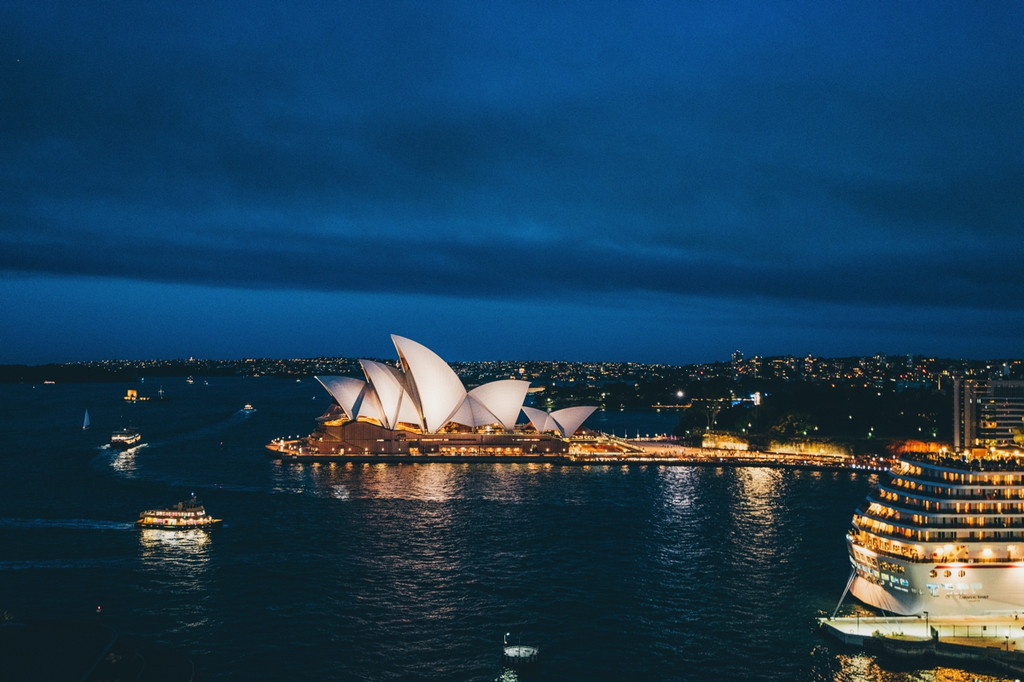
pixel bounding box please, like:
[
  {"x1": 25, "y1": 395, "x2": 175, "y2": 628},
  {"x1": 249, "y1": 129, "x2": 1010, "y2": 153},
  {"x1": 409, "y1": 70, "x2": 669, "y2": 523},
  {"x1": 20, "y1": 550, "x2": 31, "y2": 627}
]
[{"x1": 314, "y1": 335, "x2": 596, "y2": 438}]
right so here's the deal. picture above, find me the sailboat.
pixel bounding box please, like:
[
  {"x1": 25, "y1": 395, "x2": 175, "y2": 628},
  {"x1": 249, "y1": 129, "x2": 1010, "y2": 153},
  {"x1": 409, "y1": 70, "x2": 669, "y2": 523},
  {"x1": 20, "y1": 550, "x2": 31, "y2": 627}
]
[{"x1": 82, "y1": 409, "x2": 91, "y2": 430}]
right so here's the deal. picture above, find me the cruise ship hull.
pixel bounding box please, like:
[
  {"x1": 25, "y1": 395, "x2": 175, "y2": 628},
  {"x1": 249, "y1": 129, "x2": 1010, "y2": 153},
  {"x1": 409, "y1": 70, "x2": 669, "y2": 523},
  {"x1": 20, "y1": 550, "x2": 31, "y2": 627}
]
[{"x1": 848, "y1": 538, "x2": 1024, "y2": 616}]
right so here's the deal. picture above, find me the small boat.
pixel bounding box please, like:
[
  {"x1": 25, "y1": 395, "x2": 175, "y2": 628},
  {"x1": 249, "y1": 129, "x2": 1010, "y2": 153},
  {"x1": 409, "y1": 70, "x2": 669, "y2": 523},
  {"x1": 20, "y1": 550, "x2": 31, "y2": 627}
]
[
  {"x1": 82, "y1": 409, "x2": 90, "y2": 431},
  {"x1": 242, "y1": 403, "x2": 256, "y2": 413},
  {"x1": 186, "y1": 376, "x2": 194, "y2": 384},
  {"x1": 110, "y1": 426, "x2": 141, "y2": 450},
  {"x1": 136, "y1": 495, "x2": 222, "y2": 530},
  {"x1": 502, "y1": 633, "x2": 539, "y2": 671}
]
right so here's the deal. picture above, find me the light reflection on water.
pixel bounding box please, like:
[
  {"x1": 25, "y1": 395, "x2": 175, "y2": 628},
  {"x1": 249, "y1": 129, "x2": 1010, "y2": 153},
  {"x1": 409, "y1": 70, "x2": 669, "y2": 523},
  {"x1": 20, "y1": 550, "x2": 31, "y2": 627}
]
[
  {"x1": 138, "y1": 528, "x2": 213, "y2": 569},
  {"x1": 140, "y1": 526, "x2": 211, "y2": 545},
  {"x1": 358, "y1": 462, "x2": 462, "y2": 501},
  {"x1": 657, "y1": 465, "x2": 699, "y2": 510},
  {"x1": 272, "y1": 461, "x2": 472, "y2": 502},
  {"x1": 109, "y1": 450, "x2": 138, "y2": 476},
  {"x1": 732, "y1": 467, "x2": 782, "y2": 544},
  {"x1": 269, "y1": 459, "x2": 311, "y2": 495},
  {"x1": 137, "y1": 528, "x2": 214, "y2": 633},
  {"x1": 830, "y1": 653, "x2": 1007, "y2": 682}
]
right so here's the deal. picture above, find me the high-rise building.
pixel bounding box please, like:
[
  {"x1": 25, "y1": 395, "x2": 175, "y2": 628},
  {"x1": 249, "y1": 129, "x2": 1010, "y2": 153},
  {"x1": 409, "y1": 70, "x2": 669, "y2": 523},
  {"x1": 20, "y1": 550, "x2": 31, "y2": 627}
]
[
  {"x1": 953, "y1": 378, "x2": 1024, "y2": 450},
  {"x1": 730, "y1": 350, "x2": 743, "y2": 381}
]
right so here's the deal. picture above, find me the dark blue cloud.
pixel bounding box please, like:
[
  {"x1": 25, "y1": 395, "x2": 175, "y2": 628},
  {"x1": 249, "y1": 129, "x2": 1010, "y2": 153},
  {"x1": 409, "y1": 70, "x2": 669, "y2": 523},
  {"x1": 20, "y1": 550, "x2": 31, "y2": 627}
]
[{"x1": 2, "y1": 2, "x2": 1023, "y2": 362}]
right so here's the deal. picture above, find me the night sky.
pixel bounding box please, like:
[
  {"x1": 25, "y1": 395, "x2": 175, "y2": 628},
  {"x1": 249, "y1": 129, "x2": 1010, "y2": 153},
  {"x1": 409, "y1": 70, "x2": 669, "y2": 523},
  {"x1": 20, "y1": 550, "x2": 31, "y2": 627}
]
[{"x1": 3, "y1": 2, "x2": 1023, "y2": 365}]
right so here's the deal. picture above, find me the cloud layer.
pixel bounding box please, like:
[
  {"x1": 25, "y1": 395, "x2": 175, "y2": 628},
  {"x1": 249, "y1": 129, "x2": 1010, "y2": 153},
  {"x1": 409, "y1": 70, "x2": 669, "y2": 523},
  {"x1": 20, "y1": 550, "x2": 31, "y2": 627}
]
[{"x1": 3, "y1": 2, "x2": 1023, "y2": 362}]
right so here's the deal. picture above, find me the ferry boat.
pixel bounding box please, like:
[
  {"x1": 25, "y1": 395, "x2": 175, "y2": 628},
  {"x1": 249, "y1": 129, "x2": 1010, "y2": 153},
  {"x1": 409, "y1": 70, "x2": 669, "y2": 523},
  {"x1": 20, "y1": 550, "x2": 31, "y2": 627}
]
[
  {"x1": 135, "y1": 495, "x2": 222, "y2": 530},
  {"x1": 847, "y1": 449, "x2": 1024, "y2": 616},
  {"x1": 110, "y1": 427, "x2": 141, "y2": 450},
  {"x1": 242, "y1": 403, "x2": 255, "y2": 413}
]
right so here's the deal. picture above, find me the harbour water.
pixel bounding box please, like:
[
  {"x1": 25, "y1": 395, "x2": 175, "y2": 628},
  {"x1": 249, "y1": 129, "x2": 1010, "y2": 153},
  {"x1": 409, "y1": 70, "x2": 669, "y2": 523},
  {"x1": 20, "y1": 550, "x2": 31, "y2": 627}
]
[{"x1": 0, "y1": 378, "x2": 1007, "y2": 680}]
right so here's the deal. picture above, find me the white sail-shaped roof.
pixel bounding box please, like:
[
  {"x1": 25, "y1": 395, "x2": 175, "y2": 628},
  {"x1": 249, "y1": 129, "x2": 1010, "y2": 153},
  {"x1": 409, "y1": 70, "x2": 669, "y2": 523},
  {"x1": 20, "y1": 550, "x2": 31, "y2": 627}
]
[
  {"x1": 468, "y1": 380, "x2": 530, "y2": 431},
  {"x1": 354, "y1": 384, "x2": 386, "y2": 425},
  {"x1": 316, "y1": 337, "x2": 596, "y2": 437},
  {"x1": 448, "y1": 395, "x2": 493, "y2": 428},
  {"x1": 391, "y1": 335, "x2": 467, "y2": 432},
  {"x1": 360, "y1": 360, "x2": 410, "y2": 430},
  {"x1": 396, "y1": 390, "x2": 422, "y2": 427},
  {"x1": 551, "y1": 406, "x2": 597, "y2": 437},
  {"x1": 522, "y1": 406, "x2": 558, "y2": 433},
  {"x1": 522, "y1": 405, "x2": 596, "y2": 437},
  {"x1": 315, "y1": 376, "x2": 367, "y2": 421}
]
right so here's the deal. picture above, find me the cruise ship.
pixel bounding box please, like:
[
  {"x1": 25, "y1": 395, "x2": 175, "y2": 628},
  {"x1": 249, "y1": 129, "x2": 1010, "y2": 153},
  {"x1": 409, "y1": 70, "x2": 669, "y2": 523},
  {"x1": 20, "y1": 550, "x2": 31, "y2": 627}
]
[{"x1": 848, "y1": 450, "x2": 1024, "y2": 616}]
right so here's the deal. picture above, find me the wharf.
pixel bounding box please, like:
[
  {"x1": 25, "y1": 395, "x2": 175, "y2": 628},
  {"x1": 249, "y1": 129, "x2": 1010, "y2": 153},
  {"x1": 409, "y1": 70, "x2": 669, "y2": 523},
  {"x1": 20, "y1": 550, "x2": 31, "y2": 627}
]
[
  {"x1": 271, "y1": 451, "x2": 862, "y2": 470},
  {"x1": 274, "y1": 453, "x2": 574, "y2": 465},
  {"x1": 820, "y1": 613, "x2": 1024, "y2": 676},
  {"x1": 269, "y1": 442, "x2": 876, "y2": 471}
]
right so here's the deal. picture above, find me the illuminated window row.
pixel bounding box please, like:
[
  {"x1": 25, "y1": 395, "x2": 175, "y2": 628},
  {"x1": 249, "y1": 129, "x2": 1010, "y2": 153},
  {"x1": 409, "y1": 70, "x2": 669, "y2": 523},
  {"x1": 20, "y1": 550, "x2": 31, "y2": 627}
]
[{"x1": 885, "y1": 480, "x2": 1024, "y2": 501}]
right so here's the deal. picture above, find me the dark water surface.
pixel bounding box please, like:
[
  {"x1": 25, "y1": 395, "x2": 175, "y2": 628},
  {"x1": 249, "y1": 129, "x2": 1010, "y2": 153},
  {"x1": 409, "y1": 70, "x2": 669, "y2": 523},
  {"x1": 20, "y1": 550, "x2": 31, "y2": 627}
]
[{"x1": 0, "y1": 378, "x2": 1007, "y2": 680}]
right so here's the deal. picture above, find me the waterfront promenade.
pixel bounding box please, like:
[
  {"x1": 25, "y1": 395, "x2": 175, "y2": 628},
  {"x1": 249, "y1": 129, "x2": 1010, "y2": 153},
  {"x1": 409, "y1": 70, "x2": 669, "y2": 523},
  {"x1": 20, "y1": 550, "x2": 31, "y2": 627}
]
[
  {"x1": 269, "y1": 436, "x2": 879, "y2": 471},
  {"x1": 821, "y1": 613, "x2": 1024, "y2": 676},
  {"x1": 579, "y1": 439, "x2": 872, "y2": 470}
]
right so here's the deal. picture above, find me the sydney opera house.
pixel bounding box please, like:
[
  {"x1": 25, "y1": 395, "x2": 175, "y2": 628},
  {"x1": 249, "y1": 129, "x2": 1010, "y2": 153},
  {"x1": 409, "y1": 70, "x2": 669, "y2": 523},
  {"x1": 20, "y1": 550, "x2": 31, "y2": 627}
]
[{"x1": 266, "y1": 335, "x2": 609, "y2": 461}]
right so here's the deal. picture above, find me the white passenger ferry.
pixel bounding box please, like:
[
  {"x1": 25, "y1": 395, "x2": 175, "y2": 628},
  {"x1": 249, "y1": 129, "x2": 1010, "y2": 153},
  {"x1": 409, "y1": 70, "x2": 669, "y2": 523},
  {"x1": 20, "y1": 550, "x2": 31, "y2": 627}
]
[
  {"x1": 110, "y1": 426, "x2": 141, "y2": 450},
  {"x1": 848, "y1": 449, "x2": 1024, "y2": 615},
  {"x1": 135, "y1": 495, "x2": 222, "y2": 530}
]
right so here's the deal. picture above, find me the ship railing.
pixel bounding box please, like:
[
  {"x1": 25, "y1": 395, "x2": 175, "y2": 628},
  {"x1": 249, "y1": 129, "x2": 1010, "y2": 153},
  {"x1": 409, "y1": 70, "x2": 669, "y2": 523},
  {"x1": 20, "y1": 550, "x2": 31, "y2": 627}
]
[
  {"x1": 856, "y1": 526, "x2": 1024, "y2": 545},
  {"x1": 889, "y1": 479, "x2": 1024, "y2": 493},
  {"x1": 859, "y1": 509, "x2": 1024, "y2": 529},
  {"x1": 852, "y1": 537, "x2": 1024, "y2": 564},
  {"x1": 856, "y1": 516, "x2": 1024, "y2": 536},
  {"x1": 850, "y1": 543, "x2": 925, "y2": 563},
  {"x1": 877, "y1": 488, "x2": 1024, "y2": 505},
  {"x1": 903, "y1": 451, "x2": 1024, "y2": 473}
]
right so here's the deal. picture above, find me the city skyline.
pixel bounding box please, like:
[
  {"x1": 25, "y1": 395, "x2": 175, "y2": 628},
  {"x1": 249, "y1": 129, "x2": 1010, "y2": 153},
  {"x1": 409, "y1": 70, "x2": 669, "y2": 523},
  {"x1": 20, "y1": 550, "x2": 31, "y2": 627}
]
[{"x1": 3, "y1": 3, "x2": 1023, "y2": 365}]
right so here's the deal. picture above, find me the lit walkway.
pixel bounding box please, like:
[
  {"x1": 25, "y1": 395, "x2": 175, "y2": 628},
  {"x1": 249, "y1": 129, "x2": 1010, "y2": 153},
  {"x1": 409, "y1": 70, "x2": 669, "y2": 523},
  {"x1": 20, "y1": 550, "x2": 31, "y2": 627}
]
[
  {"x1": 820, "y1": 613, "x2": 1024, "y2": 675},
  {"x1": 823, "y1": 613, "x2": 1024, "y2": 645}
]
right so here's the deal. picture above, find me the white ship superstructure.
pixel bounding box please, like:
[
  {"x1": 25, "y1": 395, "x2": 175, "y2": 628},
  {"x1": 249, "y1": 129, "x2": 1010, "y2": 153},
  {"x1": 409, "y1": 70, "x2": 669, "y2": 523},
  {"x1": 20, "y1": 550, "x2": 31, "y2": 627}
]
[{"x1": 848, "y1": 451, "x2": 1024, "y2": 615}]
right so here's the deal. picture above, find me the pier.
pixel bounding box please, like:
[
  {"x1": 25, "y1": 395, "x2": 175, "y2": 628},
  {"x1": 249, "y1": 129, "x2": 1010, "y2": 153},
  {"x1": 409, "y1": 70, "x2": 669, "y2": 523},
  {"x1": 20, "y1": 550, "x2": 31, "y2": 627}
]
[{"x1": 820, "y1": 613, "x2": 1024, "y2": 676}]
